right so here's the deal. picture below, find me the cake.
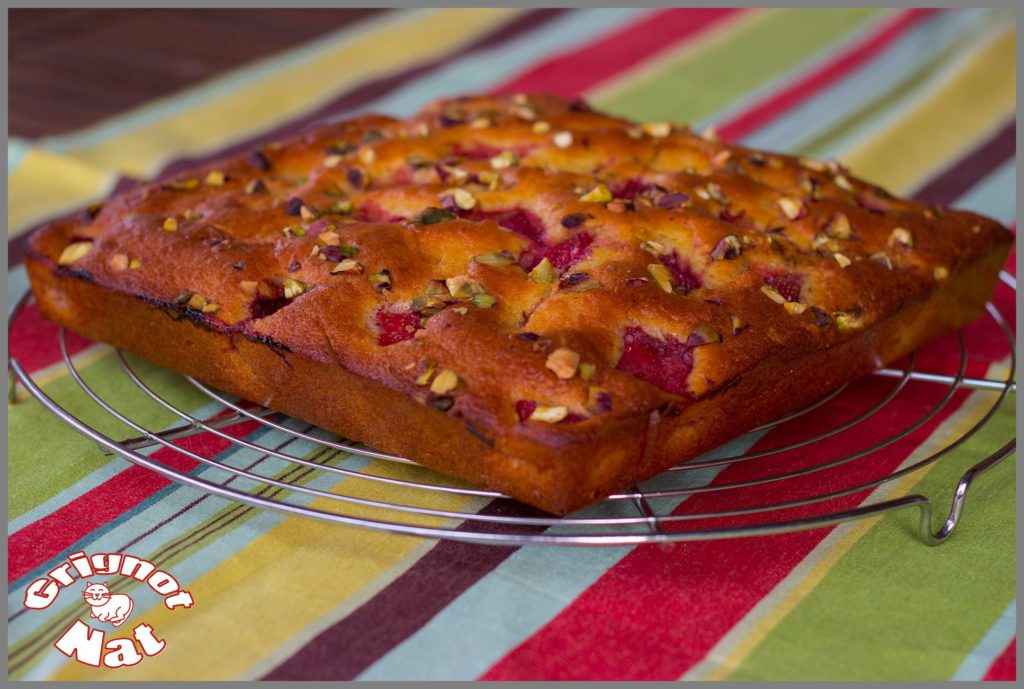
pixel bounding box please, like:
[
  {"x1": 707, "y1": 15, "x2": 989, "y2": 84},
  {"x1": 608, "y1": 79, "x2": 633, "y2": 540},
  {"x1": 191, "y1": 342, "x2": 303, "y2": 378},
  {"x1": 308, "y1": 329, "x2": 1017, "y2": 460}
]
[{"x1": 24, "y1": 93, "x2": 1014, "y2": 514}]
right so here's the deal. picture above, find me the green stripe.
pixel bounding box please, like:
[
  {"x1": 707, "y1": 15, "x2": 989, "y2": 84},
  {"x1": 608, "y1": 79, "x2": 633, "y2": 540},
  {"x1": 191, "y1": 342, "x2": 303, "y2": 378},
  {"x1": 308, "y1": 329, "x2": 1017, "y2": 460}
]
[
  {"x1": 8, "y1": 350, "x2": 209, "y2": 519},
  {"x1": 725, "y1": 390, "x2": 1016, "y2": 681},
  {"x1": 594, "y1": 7, "x2": 881, "y2": 123}
]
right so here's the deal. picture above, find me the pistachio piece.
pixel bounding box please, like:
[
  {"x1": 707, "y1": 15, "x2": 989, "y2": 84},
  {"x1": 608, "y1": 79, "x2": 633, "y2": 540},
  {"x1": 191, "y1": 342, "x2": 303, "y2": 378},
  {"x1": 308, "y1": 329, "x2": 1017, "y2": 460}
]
[
  {"x1": 166, "y1": 178, "x2": 199, "y2": 191},
  {"x1": 58, "y1": 241, "x2": 94, "y2": 266},
  {"x1": 129, "y1": 258, "x2": 142, "y2": 269},
  {"x1": 429, "y1": 369, "x2": 460, "y2": 395},
  {"x1": 446, "y1": 275, "x2": 484, "y2": 299},
  {"x1": 162, "y1": 217, "x2": 179, "y2": 232},
  {"x1": 834, "y1": 310, "x2": 864, "y2": 330},
  {"x1": 869, "y1": 252, "x2": 894, "y2": 270},
  {"x1": 777, "y1": 197, "x2": 805, "y2": 221},
  {"x1": 730, "y1": 314, "x2": 748, "y2": 335},
  {"x1": 531, "y1": 121, "x2": 551, "y2": 134},
  {"x1": 705, "y1": 182, "x2": 730, "y2": 205},
  {"x1": 473, "y1": 250, "x2": 515, "y2": 267},
  {"x1": 245, "y1": 179, "x2": 268, "y2": 195},
  {"x1": 331, "y1": 259, "x2": 363, "y2": 274},
  {"x1": 204, "y1": 170, "x2": 226, "y2": 186},
  {"x1": 579, "y1": 362, "x2": 596, "y2": 382},
  {"x1": 825, "y1": 211, "x2": 852, "y2": 239},
  {"x1": 323, "y1": 154, "x2": 343, "y2": 169},
  {"x1": 799, "y1": 156, "x2": 827, "y2": 172},
  {"x1": 834, "y1": 253, "x2": 852, "y2": 268},
  {"x1": 686, "y1": 324, "x2": 722, "y2": 346},
  {"x1": 783, "y1": 301, "x2": 808, "y2": 315},
  {"x1": 412, "y1": 207, "x2": 456, "y2": 225},
  {"x1": 529, "y1": 405, "x2": 569, "y2": 423},
  {"x1": 647, "y1": 263, "x2": 673, "y2": 293},
  {"x1": 283, "y1": 278, "x2": 307, "y2": 299},
  {"x1": 318, "y1": 230, "x2": 341, "y2": 246},
  {"x1": 834, "y1": 174, "x2": 855, "y2": 193},
  {"x1": 187, "y1": 293, "x2": 208, "y2": 310},
  {"x1": 415, "y1": 363, "x2": 436, "y2": 386},
  {"x1": 368, "y1": 270, "x2": 392, "y2": 292},
  {"x1": 471, "y1": 293, "x2": 497, "y2": 309},
  {"x1": 328, "y1": 200, "x2": 354, "y2": 215},
  {"x1": 640, "y1": 239, "x2": 666, "y2": 254},
  {"x1": 579, "y1": 183, "x2": 612, "y2": 203},
  {"x1": 888, "y1": 227, "x2": 914, "y2": 249},
  {"x1": 490, "y1": 150, "x2": 518, "y2": 170},
  {"x1": 933, "y1": 266, "x2": 949, "y2": 281},
  {"x1": 529, "y1": 257, "x2": 557, "y2": 283},
  {"x1": 240, "y1": 280, "x2": 259, "y2": 296},
  {"x1": 447, "y1": 188, "x2": 477, "y2": 210},
  {"x1": 546, "y1": 348, "x2": 581, "y2": 379},
  {"x1": 552, "y1": 131, "x2": 574, "y2": 149},
  {"x1": 760, "y1": 285, "x2": 788, "y2": 305},
  {"x1": 109, "y1": 253, "x2": 130, "y2": 271},
  {"x1": 299, "y1": 204, "x2": 319, "y2": 223},
  {"x1": 202, "y1": 302, "x2": 221, "y2": 314},
  {"x1": 710, "y1": 234, "x2": 742, "y2": 260},
  {"x1": 641, "y1": 122, "x2": 671, "y2": 138}
]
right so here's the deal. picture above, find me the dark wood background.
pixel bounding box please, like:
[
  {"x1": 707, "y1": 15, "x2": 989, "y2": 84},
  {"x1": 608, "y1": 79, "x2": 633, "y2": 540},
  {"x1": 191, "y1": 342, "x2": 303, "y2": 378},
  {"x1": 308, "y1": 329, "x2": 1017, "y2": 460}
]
[{"x1": 9, "y1": 8, "x2": 385, "y2": 138}]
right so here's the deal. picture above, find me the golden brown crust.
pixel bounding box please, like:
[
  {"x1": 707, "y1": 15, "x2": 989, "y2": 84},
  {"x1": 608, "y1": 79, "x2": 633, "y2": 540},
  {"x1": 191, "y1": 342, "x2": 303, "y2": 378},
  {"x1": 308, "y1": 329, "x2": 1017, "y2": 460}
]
[{"x1": 26, "y1": 93, "x2": 1014, "y2": 514}]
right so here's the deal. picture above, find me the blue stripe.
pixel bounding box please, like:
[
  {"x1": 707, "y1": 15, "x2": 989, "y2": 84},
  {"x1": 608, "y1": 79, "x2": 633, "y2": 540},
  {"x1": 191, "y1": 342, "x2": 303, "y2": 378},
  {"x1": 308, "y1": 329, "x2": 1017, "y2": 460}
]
[{"x1": 951, "y1": 600, "x2": 1016, "y2": 680}]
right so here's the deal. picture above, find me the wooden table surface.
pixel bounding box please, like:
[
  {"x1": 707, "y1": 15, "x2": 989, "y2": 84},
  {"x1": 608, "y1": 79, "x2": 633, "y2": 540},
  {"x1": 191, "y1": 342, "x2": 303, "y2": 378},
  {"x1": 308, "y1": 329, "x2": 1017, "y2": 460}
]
[{"x1": 9, "y1": 8, "x2": 385, "y2": 138}]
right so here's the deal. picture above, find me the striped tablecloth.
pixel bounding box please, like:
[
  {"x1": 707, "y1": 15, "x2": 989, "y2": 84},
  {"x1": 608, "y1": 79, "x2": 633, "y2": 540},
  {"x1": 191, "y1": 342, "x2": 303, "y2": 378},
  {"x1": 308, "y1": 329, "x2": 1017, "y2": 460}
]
[{"x1": 7, "y1": 7, "x2": 1017, "y2": 681}]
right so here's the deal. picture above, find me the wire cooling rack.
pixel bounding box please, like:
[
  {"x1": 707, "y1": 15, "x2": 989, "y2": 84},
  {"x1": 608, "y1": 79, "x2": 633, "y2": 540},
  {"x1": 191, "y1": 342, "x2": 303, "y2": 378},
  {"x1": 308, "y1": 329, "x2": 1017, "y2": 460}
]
[{"x1": 8, "y1": 273, "x2": 1017, "y2": 546}]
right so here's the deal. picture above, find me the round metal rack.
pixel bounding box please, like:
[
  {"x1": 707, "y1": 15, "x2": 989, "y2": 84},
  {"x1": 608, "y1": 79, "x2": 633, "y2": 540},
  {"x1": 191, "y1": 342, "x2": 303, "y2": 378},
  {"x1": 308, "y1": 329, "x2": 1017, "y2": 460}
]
[{"x1": 8, "y1": 272, "x2": 1017, "y2": 546}]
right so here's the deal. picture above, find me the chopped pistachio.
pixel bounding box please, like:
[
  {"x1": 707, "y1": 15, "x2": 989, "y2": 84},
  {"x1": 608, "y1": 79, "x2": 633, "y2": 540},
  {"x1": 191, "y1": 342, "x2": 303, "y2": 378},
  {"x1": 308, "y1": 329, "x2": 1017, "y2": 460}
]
[
  {"x1": 553, "y1": 131, "x2": 574, "y2": 149},
  {"x1": 319, "y1": 230, "x2": 341, "y2": 246},
  {"x1": 412, "y1": 207, "x2": 456, "y2": 225},
  {"x1": 328, "y1": 200, "x2": 354, "y2": 215},
  {"x1": 299, "y1": 204, "x2": 319, "y2": 222},
  {"x1": 783, "y1": 301, "x2": 808, "y2": 315},
  {"x1": 933, "y1": 265, "x2": 950, "y2": 281},
  {"x1": 323, "y1": 154, "x2": 343, "y2": 168},
  {"x1": 446, "y1": 275, "x2": 485, "y2": 300},
  {"x1": 712, "y1": 149, "x2": 732, "y2": 168},
  {"x1": 129, "y1": 258, "x2": 142, "y2": 269},
  {"x1": 447, "y1": 188, "x2": 477, "y2": 210},
  {"x1": 240, "y1": 280, "x2": 259, "y2": 296},
  {"x1": 706, "y1": 182, "x2": 730, "y2": 205},
  {"x1": 283, "y1": 278, "x2": 307, "y2": 299},
  {"x1": 546, "y1": 348, "x2": 581, "y2": 379},
  {"x1": 204, "y1": 170, "x2": 226, "y2": 186},
  {"x1": 710, "y1": 234, "x2": 742, "y2": 261},
  {"x1": 202, "y1": 302, "x2": 221, "y2": 314},
  {"x1": 162, "y1": 217, "x2": 179, "y2": 232},
  {"x1": 579, "y1": 362, "x2": 596, "y2": 382},
  {"x1": 166, "y1": 178, "x2": 199, "y2": 191},
  {"x1": 531, "y1": 121, "x2": 551, "y2": 134},
  {"x1": 579, "y1": 183, "x2": 612, "y2": 203},
  {"x1": 490, "y1": 150, "x2": 518, "y2": 170},
  {"x1": 686, "y1": 324, "x2": 722, "y2": 346},
  {"x1": 777, "y1": 197, "x2": 804, "y2": 220},
  {"x1": 647, "y1": 263, "x2": 673, "y2": 293},
  {"x1": 473, "y1": 250, "x2": 515, "y2": 267},
  {"x1": 429, "y1": 369, "x2": 460, "y2": 395},
  {"x1": 331, "y1": 259, "x2": 363, "y2": 274},
  {"x1": 245, "y1": 179, "x2": 268, "y2": 195},
  {"x1": 469, "y1": 116, "x2": 492, "y2": 129},
  {"x1": 834, "y1": 253, "x2": 852, "y2": 268},
  {"x1": 799, "y1": 157, "x2": 827, "y2": 172},
  {"x1": 368, "y1": 270, "x2": 392, "y2": 292},
  {"x1": 640, "y1": 239, "x2": 666, "y2": 254},
  {"x1": 812, "y1": 234, "x2": 840, "y2": 254},
  {"x1": 415, "y1": 363, "x2": 436, "y2": 386},
  {"x1": 529, "y1": 257, "x2": 557, "y2": 283},
  {"x1": 760, "y1": 284, "x2": 788, "y2": 305},
  {"x1": 834, "y1": 174, "x2": 855, "y2": 193},
  {"x1": 58, "y1": 241, "x2": 94, "y2": 266},
  {"x1": 187, "y1": 293, "x2": 208, "y2": 310},
  {"x1": 281, "y1": 225, "x2": 306, "y2": 238},
  {"x1": 869, "y1": 252, "x2": 894, "y2": 270},
  {"x1": 642, "y1": 122, "x2": 671, "y2": 138},
  {"x1": 109, "y1": 253, "x2": 130, "y2": 271},
  {"x1": 471, "y1": 293, "x2": 497, "y2": 308},
  {"x1": 529, "y1": 405, "x2": 569, "y2": 423},
  {"x1": 834, "y1": 310, "x2": 864, "y2": 330},
  {"x1": 823, "y1": 213, "x2": 851, "y2": 241},
  {"x1": 731, "y1": 314, "x2": 748, "y2": 335},
  {"x1": 888, "y1": 227, "x2": 914, "y2": 249}
]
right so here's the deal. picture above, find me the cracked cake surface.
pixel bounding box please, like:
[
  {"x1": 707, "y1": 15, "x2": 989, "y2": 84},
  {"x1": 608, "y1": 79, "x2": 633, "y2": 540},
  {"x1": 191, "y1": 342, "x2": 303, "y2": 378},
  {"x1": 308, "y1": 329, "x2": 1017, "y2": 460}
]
[{"x1": 26, "y1": 93, "x2": 1014, "y2": 513}]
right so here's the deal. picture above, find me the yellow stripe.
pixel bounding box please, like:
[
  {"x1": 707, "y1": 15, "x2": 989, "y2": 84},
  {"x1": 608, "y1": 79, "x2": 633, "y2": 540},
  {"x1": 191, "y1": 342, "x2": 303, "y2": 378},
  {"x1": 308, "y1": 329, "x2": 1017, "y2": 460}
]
[
  {"x1": 50, "y1": 461, "x2": 481, "y2": 680},
  {"x1": 7, "y1": 149, "x2": 115, "y2": 236},
  {"x1": 48, "y1": 9, "x2": 520, "y2": 179},
  {"x1": 840, "y1": 26, "x2": 1016, "y2": 193},
  {"x1": 691, "y1": 362, "x2": 1011, "y2": 681},
  {"x1": 588, "y1": 9, "x2": 779, "y2": 109}
]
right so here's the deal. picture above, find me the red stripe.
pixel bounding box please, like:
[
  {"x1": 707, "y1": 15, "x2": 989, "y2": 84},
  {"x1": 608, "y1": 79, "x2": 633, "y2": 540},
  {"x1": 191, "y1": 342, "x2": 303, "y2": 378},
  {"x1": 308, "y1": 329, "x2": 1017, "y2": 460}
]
[
  {"x1": 9, "y1": 301, "x2": 94, "y2": 374},
  {"x1": 718, "y1": 9, "x2": 937, "y2": 141},
  {"x1": 492, "y1": 8, "x2": 742, "y2": 98},
  {"x1": 983, "y1": 637, "x2": 1017, "y2": 681},
  {"x1": 7, "y1": 417, "x2": 260, "y2": 583}
]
